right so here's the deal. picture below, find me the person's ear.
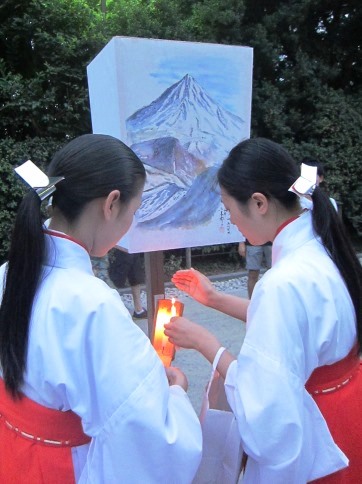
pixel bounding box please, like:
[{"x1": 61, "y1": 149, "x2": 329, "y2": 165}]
[
  {"x1": 250, "y1": 192, "x2": 268, "y2": 214},
  {"x1": 103, "y1": 190, "x2": 121, "y2": 221}
]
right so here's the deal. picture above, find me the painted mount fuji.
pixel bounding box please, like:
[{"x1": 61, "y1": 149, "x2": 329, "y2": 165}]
[{"x1": 126, "y1": 74, "x2": 244, "y2": 230}]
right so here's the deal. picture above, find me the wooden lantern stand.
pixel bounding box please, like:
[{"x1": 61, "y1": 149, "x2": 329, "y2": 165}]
[{"x1": 144, "y1": 251, "x2": 166, "y2": 342}]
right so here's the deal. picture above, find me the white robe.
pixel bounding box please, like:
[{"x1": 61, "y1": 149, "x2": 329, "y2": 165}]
[
  {"x1": 225, "y1": 210, "x2": 356, "y2": 483},
  {"x1": 0, "y1": 234, "x2": 202, "y2": 483}
]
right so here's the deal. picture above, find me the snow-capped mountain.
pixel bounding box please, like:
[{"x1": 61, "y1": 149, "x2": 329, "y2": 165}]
[
  {"x1": 132, "y1": 136, "x2": 214, "y2": 227},
  {"x1": 131, "y1": 136, "x2": 205, "y2": 186},
  {"x1": 126, "y1": 74, "x2": 245, "y2": 231},
  {"x1": 136, "y1": 166, "x2": 220, "y2": 230},
  {"x1": 127, "y1": 74, "x2": 244, "y2": 165}
]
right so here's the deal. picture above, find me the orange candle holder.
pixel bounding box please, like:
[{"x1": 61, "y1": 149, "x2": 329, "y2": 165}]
[{"x1": 152, "y1": 298, "x2": 184, "y2": 366}]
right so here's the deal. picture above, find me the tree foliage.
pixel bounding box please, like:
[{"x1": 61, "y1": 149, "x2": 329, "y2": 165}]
[
  {"x1": 0, "y1": 0, "x2": 104, "y2": 140},
  {"x1": 0, "y1": 0, "x2": 361, "y2": 263}
]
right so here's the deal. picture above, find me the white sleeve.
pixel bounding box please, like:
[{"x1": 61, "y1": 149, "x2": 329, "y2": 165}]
[
  {"x1": 56, "y1": 290, "x2": 202, "y2": 483},
  {"x1": 223, "y1": 270, "x2": 347, "y2": 482}
]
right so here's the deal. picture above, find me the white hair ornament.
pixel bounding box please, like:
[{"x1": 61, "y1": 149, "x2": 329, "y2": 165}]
[
  {"x1": 15, "y1": 160, "x2": 64, "y2": 201},
  {"x1": 288, "y1": 163, "x2": 318, "y2": 199}
]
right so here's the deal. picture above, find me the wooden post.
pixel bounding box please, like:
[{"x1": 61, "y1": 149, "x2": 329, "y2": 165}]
[
  {"x1": 185, "y1": 247, "x2": 192, "y2": 269},
  {"x1": 144, "y1": 251, "x2": 165, "y2": 341}
]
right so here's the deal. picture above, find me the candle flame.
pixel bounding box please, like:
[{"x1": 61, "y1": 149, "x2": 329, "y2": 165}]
[
  {"x1": 153, "y1": 298, "x2": 183, "y2": 366},
  {"x1": 171, "y1": 298, "x2": 176, "y2": 318}
]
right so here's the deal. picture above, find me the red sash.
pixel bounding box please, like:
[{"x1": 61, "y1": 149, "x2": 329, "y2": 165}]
[
  {"x1": 306, "y1": 344, "x2": 362, "y2": 483},
  {"x1": 0, "y1": 378, "x2": 91, "y2": 483}
]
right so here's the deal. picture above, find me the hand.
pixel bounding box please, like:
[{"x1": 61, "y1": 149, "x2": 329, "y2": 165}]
[
  {"x1": 164, "y1": 316, "x2": 209, "y2": 351},
  {"x1": 171, "y1": 268, "x2": 216, "y2": 306},
  {"x1": 165, "y1": 317, "x2": 224, "y2": 370},
  {"x1": 165, "y1": 366, "x2": 188, "y2": 391}
]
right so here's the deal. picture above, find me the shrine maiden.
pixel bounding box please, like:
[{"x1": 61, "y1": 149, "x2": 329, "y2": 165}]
[
  {"x1": 0, "y1": 134, "x2": 202, "y2": 483},
  {"x1": 166, "y1": 138, "x2": 362, "y2": 483}
]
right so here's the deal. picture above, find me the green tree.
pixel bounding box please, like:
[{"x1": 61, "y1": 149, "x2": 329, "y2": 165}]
[
  {"x1": 0, "y1": 0, "x2": 105, "y2": 140},
  {"x1": 0, "y1": 0, "x2": 105, "y2": 262},
  {"x1": 240, "y1": 0, "x2": 362, "y2": 234}
]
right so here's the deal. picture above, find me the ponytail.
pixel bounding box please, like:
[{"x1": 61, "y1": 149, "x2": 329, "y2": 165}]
[
  {"x1": 311, "y1": 187, "x2": 362, "y2": 350},
  {"x1": 0, "y1": 134, "x2": 146, "y2": 397},
  {"x1": 0, "y1": 190, "x2": 45, "y2": 397}
]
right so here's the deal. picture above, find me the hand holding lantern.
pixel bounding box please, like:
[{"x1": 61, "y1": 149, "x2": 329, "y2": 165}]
[{"x1": 153, "y1": 298, "x2": 184, "y2": 366}]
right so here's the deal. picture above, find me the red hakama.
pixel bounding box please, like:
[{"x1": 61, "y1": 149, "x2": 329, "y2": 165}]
[
  {"x1": 0, "y1": 379, "x2": 91, "y2": 483},
  {"x1": 306, "y1": 345, "x2": 362, "y2": 483}
]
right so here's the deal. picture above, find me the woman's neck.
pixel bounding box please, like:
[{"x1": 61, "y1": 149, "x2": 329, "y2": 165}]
[{"x1": 271, "y1": 203, "x2": 305, "y2": 241}]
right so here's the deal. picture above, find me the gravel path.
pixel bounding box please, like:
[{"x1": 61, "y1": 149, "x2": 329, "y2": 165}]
[
  {"x1": 119, "y1": 275, "x2": 248, "y2": 313},
  {"x1": 91, "y1": 254, "x2": 249, "y2": 312}
]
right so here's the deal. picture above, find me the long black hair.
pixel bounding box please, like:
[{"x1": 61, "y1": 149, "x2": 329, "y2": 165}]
[
  {"x1": 218, "y1": 138, "x2": 362, "y2": 349},
  {"x1": 0, "y1": 134, "x2": 146, "y2": 397}
]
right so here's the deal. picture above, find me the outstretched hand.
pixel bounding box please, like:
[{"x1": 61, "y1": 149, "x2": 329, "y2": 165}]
[{"x1": 171, "y1": 268, "x2": 216, "y2": 307}]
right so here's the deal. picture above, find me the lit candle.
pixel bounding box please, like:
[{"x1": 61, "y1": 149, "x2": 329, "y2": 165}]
[
  {"x1": 153, "y1": 298, "x2": 184, "y2": 366},
  {"x1": 153, "y1": 304, "x2": 172, "y2": 365}
]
